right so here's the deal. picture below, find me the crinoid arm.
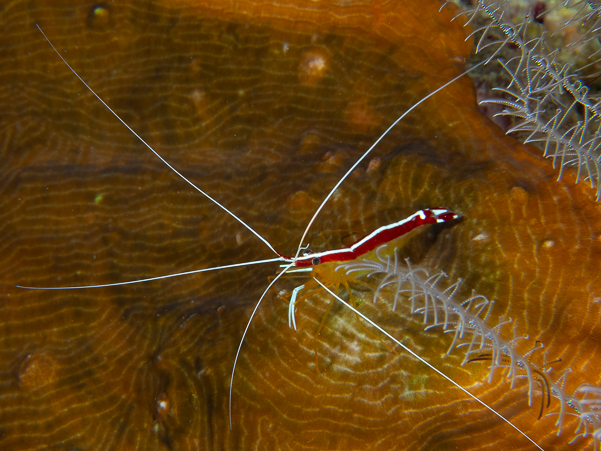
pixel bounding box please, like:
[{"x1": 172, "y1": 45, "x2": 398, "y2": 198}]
[
  {"x1": 453, "y1": 0, "x2": 601, "y2": 200},
  {"x1": 337, "y1": 250, "x2": 601, "y2": 449},
  {"x1": 312, "y1": 276, "x2": 544, "y2": 451}
]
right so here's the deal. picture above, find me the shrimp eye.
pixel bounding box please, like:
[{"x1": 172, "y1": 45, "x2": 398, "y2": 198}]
[{"x1": 311, "y1": 257, "x2": 321, "y2": 266}]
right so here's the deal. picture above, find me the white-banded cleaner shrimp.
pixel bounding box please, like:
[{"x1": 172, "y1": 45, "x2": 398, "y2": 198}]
[{"x1": 4, "y1": 1, "x2": 601, "y2": 450}]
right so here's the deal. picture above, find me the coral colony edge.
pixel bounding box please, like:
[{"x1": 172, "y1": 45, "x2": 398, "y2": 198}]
[{"x1": 2, "y1": 0, "x2": 601, "y2": 450}]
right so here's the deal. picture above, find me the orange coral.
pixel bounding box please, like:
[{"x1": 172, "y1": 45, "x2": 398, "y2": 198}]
[{"x1": 0, "y1": 0, "x2": 600, "y2": 450}]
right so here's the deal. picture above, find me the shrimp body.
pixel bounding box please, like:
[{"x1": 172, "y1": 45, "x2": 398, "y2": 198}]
[{"x1": 288, "y1": 208, "x2": 460, "y2": 267}]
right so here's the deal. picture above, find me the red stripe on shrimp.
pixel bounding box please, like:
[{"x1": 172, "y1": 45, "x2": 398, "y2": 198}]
[{"x1": 291, "y1": 207, "x2": 459, "y2": 267}]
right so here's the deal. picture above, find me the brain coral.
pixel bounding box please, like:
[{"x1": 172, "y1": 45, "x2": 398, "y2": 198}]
[{"x1": 1, "y1": 0, "x2": 600, "y2": 450}]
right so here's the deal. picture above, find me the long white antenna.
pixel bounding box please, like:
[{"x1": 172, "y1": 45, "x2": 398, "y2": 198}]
[
  {"x1": 229, "y1": 262, "x2": 295, "y2": 429},
  {"x1": 313, "y1": 277, "x2": 544, "y2": 451},
  {"x1": 16, "y1": 257, "x2": 285, "y2": 290},
  {"x1": 36, "y1": 24, "x2": 283, "y2": 259},
  {"x1": 294, "y1": 60, "x2": 486, "y2": 259}
]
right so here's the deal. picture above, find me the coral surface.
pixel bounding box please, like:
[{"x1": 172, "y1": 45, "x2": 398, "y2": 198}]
[{"x1": 0, "y1": 0, "x2": 600, "y2": 450}]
